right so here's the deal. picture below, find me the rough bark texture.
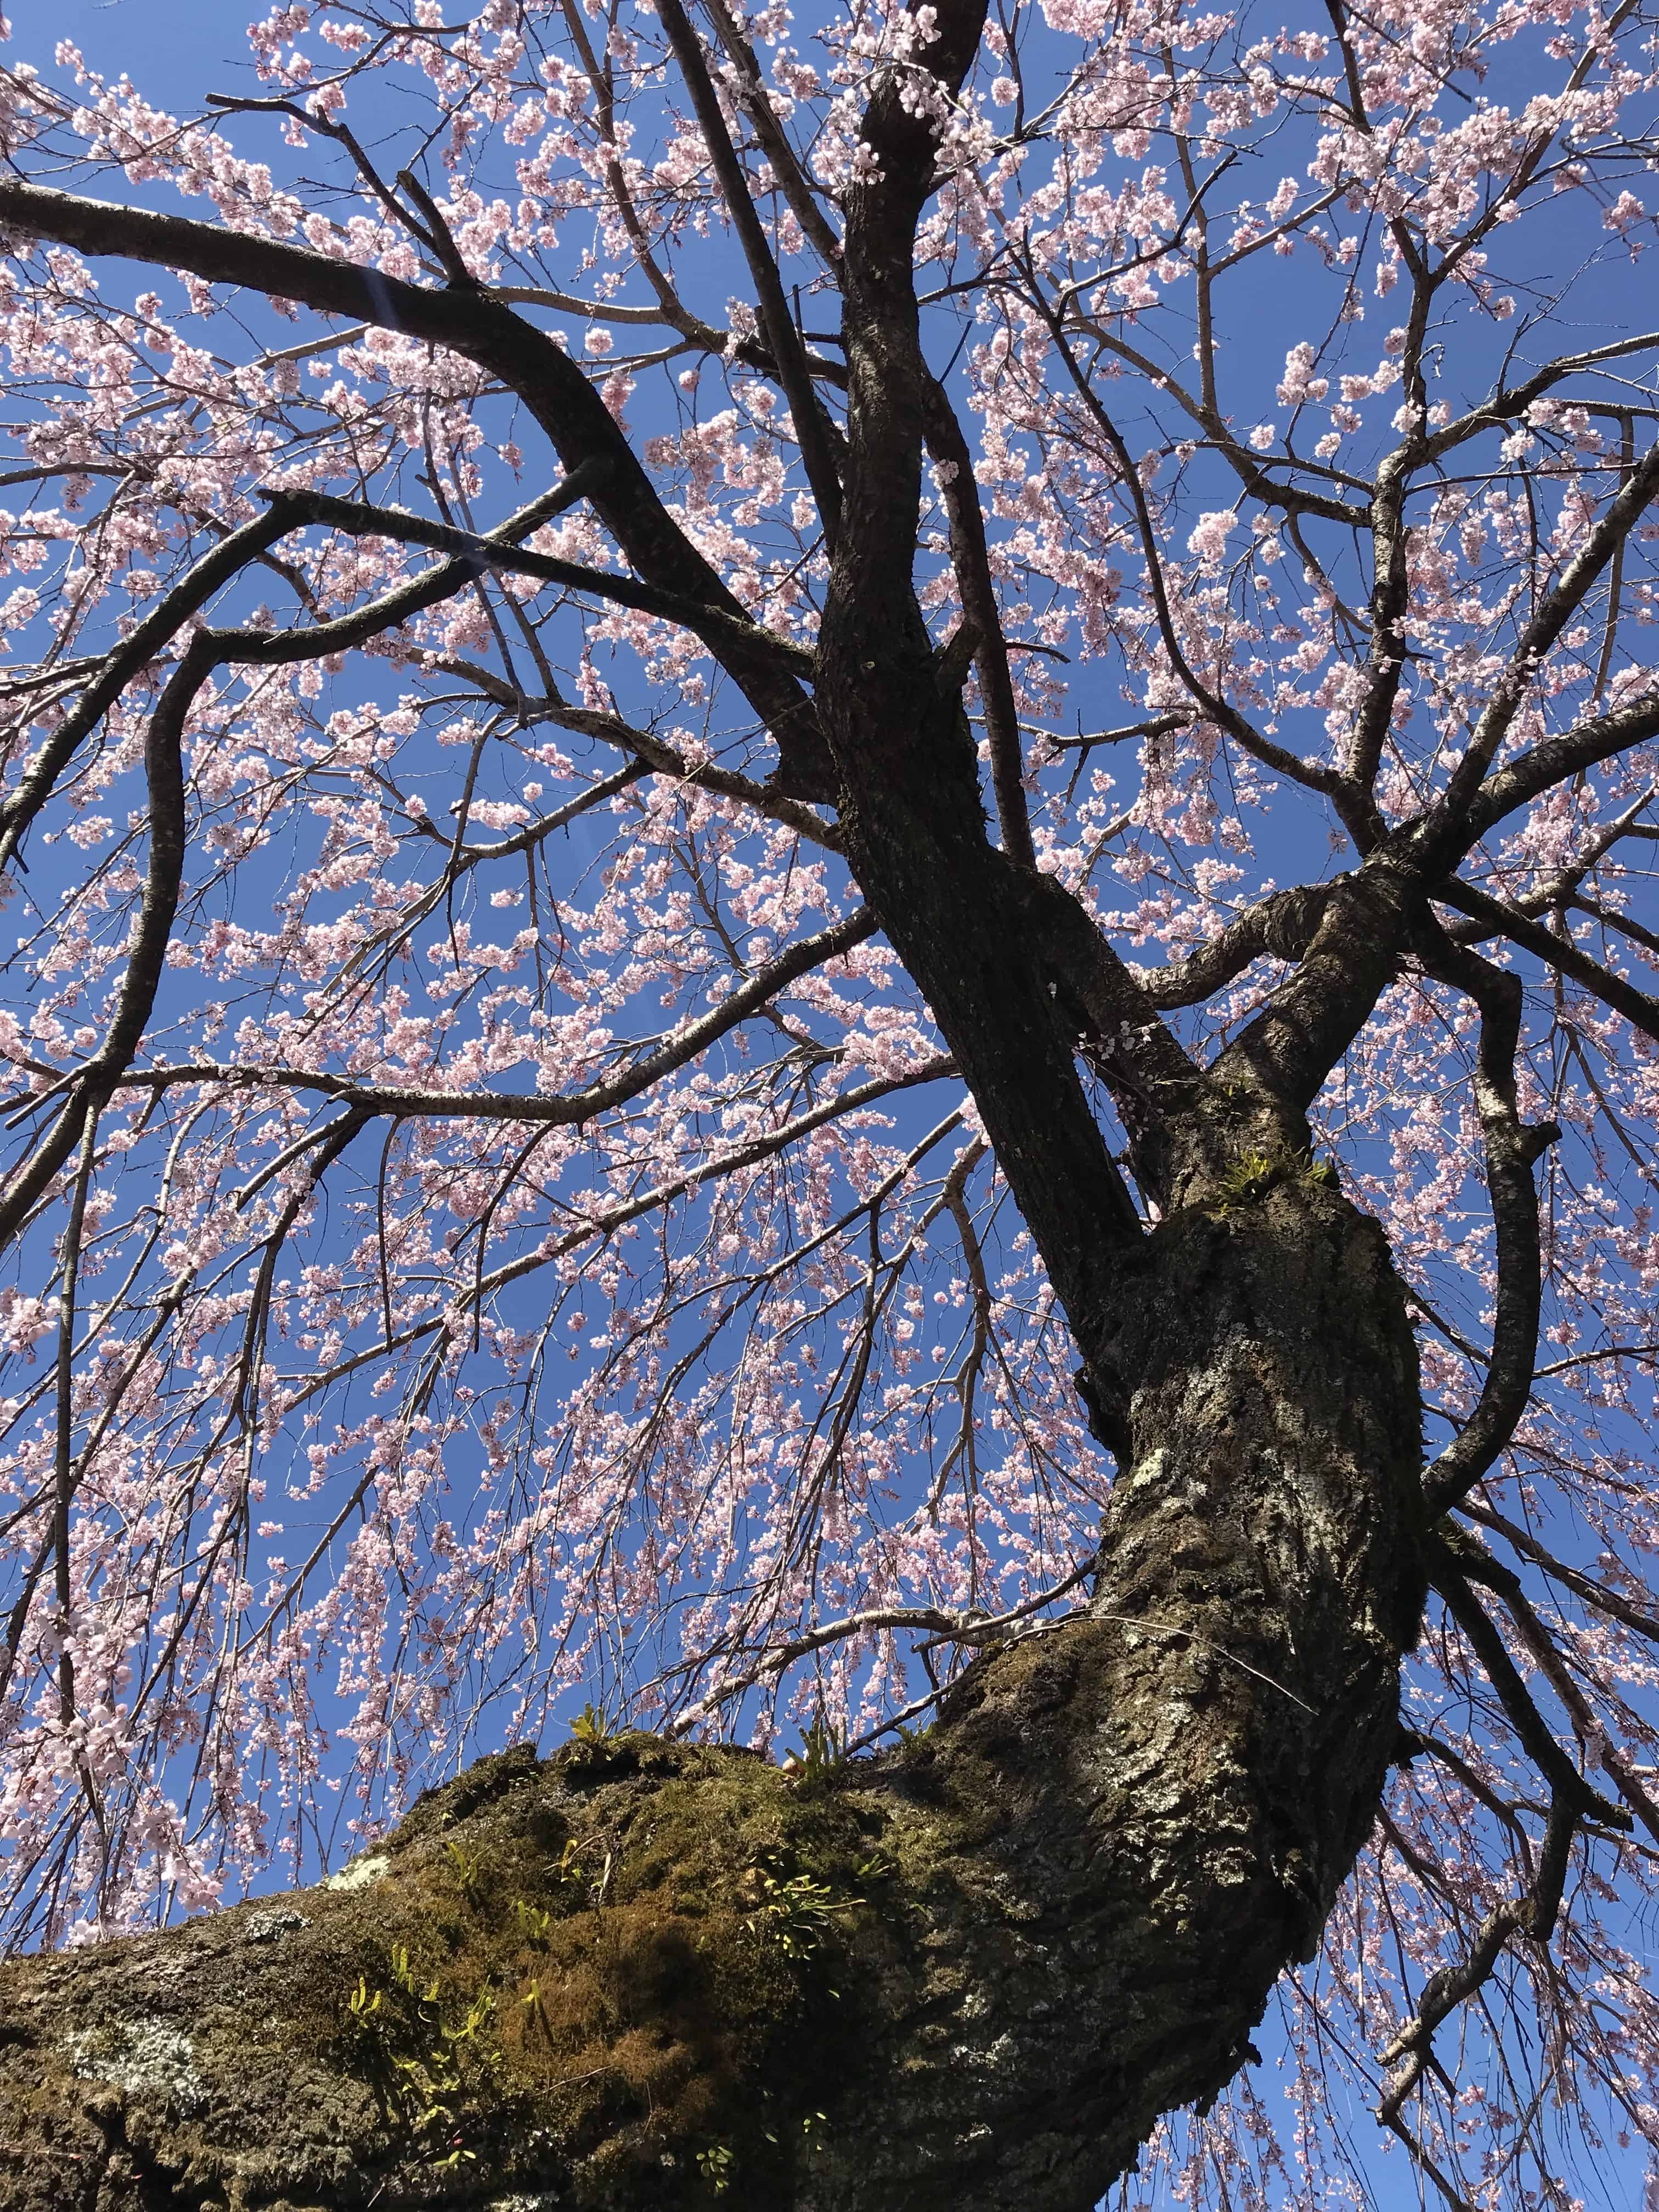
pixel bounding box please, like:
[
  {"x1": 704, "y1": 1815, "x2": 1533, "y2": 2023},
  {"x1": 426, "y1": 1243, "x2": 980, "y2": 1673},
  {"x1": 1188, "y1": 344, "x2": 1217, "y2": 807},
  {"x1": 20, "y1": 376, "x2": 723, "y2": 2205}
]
[{"x1": 0, "y1": 1181, "x2": 1424, "y2": 2212}]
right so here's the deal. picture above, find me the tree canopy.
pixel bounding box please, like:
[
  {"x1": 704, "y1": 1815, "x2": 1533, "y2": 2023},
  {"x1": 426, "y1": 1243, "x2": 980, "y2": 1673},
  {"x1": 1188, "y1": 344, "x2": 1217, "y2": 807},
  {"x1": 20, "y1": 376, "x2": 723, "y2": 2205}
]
[{"x1": 0, "y1": 1, "x2": 1657, "y2": 2205}]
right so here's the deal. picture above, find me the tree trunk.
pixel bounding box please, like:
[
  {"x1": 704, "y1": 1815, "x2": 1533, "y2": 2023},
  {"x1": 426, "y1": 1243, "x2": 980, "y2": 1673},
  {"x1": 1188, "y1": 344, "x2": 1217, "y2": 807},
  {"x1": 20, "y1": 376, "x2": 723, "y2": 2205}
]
[{"x1": 0, "y1": 1181, "x2": 1424, "y2": 2212}]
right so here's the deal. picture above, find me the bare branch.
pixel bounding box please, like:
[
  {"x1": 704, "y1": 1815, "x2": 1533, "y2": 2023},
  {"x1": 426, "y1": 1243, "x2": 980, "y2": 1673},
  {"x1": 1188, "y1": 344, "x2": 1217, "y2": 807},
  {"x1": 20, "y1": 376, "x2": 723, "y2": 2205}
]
[
  {"x1": 1133, "y1": 882, "x2": 1337, "y2": 1010},
  {"x1": 1432, "y1": 1562, "x2": 1619, "y2": 1828},
  {"x1": 1378, "y1": 1789, "x2": 1578, "y2": 2129},
  {"x1": 1447, "y1": 1529, "x2": 1659, "y2": 1845},
  {"x1": 1459, "y1": 1501, "x2": 1659, "y2": 1654}
]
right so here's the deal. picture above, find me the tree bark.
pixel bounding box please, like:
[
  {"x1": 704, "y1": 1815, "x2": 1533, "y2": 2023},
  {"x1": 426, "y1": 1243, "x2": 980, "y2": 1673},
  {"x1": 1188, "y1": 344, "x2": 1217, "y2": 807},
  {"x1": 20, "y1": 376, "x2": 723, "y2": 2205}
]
[
  {"x1": 0, "y1": 8, "x2": 1430, "y2": 2196},
  {"x1": 0, "y1": 1180, "x2": 1424, "y2": 2212}
]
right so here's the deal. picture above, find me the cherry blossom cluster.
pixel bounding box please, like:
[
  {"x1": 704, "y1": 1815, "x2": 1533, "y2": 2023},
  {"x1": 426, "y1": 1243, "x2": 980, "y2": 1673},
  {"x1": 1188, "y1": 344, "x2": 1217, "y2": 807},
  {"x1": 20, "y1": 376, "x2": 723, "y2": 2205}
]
[{"x1": 0, "y1": 0, "x2": 1655, "y2": 2202}]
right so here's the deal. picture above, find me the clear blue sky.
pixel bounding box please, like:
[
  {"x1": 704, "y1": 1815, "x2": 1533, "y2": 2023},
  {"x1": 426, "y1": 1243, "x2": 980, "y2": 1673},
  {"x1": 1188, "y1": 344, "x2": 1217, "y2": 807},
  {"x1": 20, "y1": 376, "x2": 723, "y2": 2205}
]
[{"x1": 10, "y1": 9, "x2": 1654, "y2": 2208}]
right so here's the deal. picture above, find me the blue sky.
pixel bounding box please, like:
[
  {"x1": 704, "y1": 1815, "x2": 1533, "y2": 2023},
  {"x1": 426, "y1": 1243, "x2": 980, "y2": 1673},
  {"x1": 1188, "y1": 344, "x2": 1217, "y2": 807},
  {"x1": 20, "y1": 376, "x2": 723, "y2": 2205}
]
[{"x1": 8, "y1": 7, "x2": 1657, "y2": 2206}]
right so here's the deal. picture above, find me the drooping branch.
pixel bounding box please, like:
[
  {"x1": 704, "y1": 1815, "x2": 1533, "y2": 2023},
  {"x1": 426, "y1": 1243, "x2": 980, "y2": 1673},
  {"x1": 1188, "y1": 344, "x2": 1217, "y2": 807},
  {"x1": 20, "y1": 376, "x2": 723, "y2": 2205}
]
[
  {"x1": 1020, "y1": 284, "x2": 1369, "y2": 832},
  {"x1": 0, "y1": 466, "x2": 609, "y2": 875},
  {"x1": 665, "y1": 1553, "x2": 1099, "y2": 1729},
  {"x1": 1444, "y1": 1531, "x2": 1659, "y2": 1844},
  {"x1": 1445, "y1": 787, "x2": 1657, "y2": 938},
  {"x1": 0, "y1": 1158, "x2": 1431, "y2": 2211},
  {"x1": 1460, "y1": 1500, "x2": 1659, "y2": 1652},
  {"x1": 1414, "y1": 330, "x2": 1659, "y2": 471},
  {"x1": 1043, "y1": 709, "x2": 1197, "y2": 754},
  {"x1": 1420, "y1": 934, "x2": 1560, "y2": 1516},
  {"x1": 25, "y1": 909, "x2": 877, "y2": 1130},
  {"x1": 0, "y1": 502, "x2": 297, "y2": 875},
  {"x1": 1043, "y1": 289, "x2": 1369, "y2": 531},
  {"x1": 1570, "y1": 893, "x2": 1659, "y2": 966},
  {"x1": 0, "y1": 466, "x2": 662, "y2": 1254},
  {"x1": 0, "y1": 545, "x2": 856, "y2": 1284},
  {"x1": 1432, "y1": 437, "x2": 1659, "y2": 836},
  {"x1": 1376, "y1": 1789, "x2": 1579, "y2": 2131},
  {"x1": 1431, "y1": 1561, "x2": 1618, "y2": 1830},
  {"x1": 0, "y1": 632, "x2": 220, "y2": 1255}
]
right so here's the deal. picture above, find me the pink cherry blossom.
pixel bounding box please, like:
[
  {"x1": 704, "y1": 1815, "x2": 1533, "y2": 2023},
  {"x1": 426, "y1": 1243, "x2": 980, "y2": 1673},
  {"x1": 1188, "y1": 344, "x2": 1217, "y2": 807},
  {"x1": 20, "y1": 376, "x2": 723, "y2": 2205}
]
[{"x1": 0, "y1": 0, "x2": 1653, "y2": 2202}]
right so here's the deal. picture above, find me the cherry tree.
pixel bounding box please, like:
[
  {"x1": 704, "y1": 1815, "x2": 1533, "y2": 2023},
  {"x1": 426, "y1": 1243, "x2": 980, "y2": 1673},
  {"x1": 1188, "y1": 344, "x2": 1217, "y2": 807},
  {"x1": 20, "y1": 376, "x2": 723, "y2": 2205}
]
[{"x1": 0, "y1": 0, "x2": 1656, "y2": 2204}]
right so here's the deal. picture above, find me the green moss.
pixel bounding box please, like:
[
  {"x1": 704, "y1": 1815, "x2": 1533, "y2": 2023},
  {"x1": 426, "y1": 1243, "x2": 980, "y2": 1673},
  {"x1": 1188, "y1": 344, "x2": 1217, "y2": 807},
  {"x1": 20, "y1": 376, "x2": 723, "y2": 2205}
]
[
  {"x1": 0, "y1": 1728, "x2": 939, "y2": 2210},
  {"x1": 302, "y1": 1740, "x2": 895, "y2": 2207},
  {"x1": 1204, "y1": 1146, "x2": 1341, "y2": 1212}
]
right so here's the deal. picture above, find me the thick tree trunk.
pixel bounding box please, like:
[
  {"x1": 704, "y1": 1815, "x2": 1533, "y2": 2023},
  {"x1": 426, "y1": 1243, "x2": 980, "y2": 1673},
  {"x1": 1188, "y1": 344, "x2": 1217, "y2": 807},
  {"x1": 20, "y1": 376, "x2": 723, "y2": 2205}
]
[{"x1": 0, "y1": 1182, "x2": 1424, "y2": 2212}]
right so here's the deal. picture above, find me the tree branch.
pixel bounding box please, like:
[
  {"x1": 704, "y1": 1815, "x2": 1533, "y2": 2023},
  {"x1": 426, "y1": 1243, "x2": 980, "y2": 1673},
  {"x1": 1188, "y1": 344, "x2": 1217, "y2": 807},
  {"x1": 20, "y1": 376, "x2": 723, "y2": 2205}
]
[
  {"x1": 1444, "y1": 1530, "x2": 1659, "y2": 1845},
  {"x1": 922, "y1": 376, "x2": 1034, "y2": 867},
  {"x1": 699, "y1": 0, "x2": 843, "y2": 266},
  {"x1": 1419, "y1": 934, "x2": 1560, "y2": 1515},
  {"x1": 91, "y1": 910, "x2": 875, "y2": 1125},
  {"x1": 1377, "y1": 1788, "x2": 1578, "y2": 2129},
  {"x1": 423, "y1": 661, "x2": 839, "y2": 849},
  {"x1": 655, "y1": 0, "x2": 844, "y2": 539},
  {"x1": 0, "y1": 178, "x2": 838, "y2": 798},
  {"x1": 264, "y1": 487, "x2": 814, "y2": 675},
  {"x1": 0, "y1": 500, "x2": 300, "y2": 875},
  {"x1": 1432, "y1": 1560, "x2": 1618, "y2": 1825},
  {"x1": 1432, "y1": 438, "x2": 1659, "y2": 837},
  {"x1": 1457, "y1": 690, "x2": 1659, "y2": 854},
  {"x1": 0, "y1": 633, "x2": 218, "y2": 1257},
  {"x1": 1434, "y1": 881, "x2": 1659, "y2": 1046},
  {"x1": 1132, "y1": 882, "x2": 1339, "y2": 1010}
]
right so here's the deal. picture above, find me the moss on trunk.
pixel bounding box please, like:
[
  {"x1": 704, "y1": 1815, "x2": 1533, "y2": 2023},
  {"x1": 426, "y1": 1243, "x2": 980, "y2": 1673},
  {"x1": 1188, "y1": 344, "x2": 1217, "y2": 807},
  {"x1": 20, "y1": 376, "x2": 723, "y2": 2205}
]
[{"x1": 0, "y1": 1184, "x2": 1426, "y2": 2212}]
